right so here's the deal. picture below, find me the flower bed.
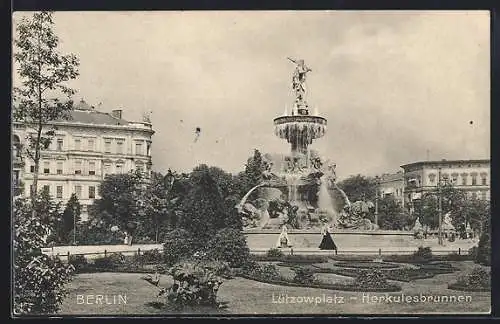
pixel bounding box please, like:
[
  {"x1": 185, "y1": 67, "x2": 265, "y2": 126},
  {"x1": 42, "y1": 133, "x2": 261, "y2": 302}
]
[
  {"x1": 237, "y1": 273, "x2": 401, "y2": 292},
  {"x1": 251, "y1": 254, "x2": 328, "y2": 263},
  {"x1": 448, "y1": 267, "x2": 490, "y2": 292},
  {"x1": 333, "y1": 261, "x2": 401, "y2": 270},
  {"x1": 238, "y1": 262, "x2": 401, "y2": 292},
  {"x1": 310, "y1": 262, "x2": 458, "y2": 282}
]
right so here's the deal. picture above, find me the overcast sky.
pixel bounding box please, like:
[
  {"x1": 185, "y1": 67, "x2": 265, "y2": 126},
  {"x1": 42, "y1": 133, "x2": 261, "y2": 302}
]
[{"x1": 12, "y1": 11, "x2": 490, "y2": 179}]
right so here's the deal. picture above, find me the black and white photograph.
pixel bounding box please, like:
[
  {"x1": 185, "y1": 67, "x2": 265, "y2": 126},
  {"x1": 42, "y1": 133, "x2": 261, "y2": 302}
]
[{"x1": 11, "y1": 10, "x2": 491, "y2": 316}]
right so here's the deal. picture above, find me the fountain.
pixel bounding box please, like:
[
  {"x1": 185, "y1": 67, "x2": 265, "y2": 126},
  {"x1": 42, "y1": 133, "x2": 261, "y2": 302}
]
[{"x1": 237, "y1": 58, "x2": 363, "y2": 230}]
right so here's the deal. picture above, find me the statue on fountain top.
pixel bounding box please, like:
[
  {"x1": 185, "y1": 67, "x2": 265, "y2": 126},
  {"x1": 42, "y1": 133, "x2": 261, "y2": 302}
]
[{"x1": 288, "y1": 57, "x2": 312, "y2": 114}]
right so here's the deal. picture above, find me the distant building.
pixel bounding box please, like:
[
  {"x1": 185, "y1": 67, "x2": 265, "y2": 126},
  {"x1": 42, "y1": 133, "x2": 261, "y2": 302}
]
[
  {"x1": 400, "y1": 159, "x2": 490, "y2": 214},
  {"x1": 377, "y1": 171, "x2": 405, "y2": 208},
  {"x1": 12, "y1": 99, "x2": 155, "y2": 220}
]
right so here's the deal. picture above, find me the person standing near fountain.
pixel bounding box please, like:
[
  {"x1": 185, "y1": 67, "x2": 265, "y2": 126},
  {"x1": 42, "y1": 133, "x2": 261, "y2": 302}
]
[
  {"x1": 276, "y1": 224, "x2": 292, "y2": 248},
  {"x1": 318, "y1": 224, "x2": 337, "y2": 251}
]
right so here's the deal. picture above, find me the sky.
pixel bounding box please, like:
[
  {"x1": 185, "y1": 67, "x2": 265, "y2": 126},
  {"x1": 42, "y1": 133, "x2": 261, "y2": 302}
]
[{"x1": 12, "y1": 11, "x2": 490, "y2": 180}]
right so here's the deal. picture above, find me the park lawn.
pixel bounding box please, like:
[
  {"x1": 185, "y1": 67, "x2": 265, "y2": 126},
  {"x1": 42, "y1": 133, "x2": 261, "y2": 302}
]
[{"x1": 58, "y1": 261, "x2": 490, "y2": 315}]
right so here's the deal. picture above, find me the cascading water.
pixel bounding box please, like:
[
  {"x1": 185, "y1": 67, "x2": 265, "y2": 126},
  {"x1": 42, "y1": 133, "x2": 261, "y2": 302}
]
[
  {"x1": 285, "y1": 174, "x2": 300, "y2": 203},
  {"x1": 318, "y1": 175, "x2": 337, "y2": 226}
]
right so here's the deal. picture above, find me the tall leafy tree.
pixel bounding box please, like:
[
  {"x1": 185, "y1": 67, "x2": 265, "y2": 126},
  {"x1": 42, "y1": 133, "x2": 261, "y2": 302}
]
[
  {"x1": 60, "y1": 193, "x2": 81, "y2": 244},
  {"x1": 241, "y1": 149, "x2": 267, "y2": 194},
  {"x1": 336, "y1": 174, "x2": 378, "y2": 203},
  {"x1": 92, "y1": 172, "x2": 142, "y2": 243},
  {"x1": 178, "y1": 168, "x2": 228, "y2": 248},
  {"x1": 13, "y1": 11, "x2": 79, "y2": 212},
  {"x1": 377, "y1": 195, "x2": 409, "y2": 230}
]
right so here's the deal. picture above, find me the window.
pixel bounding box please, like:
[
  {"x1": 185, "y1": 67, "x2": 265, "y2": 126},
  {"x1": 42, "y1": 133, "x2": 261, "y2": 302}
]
[
  {"x1": 116, "y1": 140, "x2": 124, "y2": 154},
  {"x1": 43, "y1": 185, "x2": 50, "y2": 195},
  {"x1": 428, "y1": 174, "x2": 436, "y2": 185},
  {"x1": 471, "y1": 175, "x2": 477, "y2": 186},
  {"x1": 461, "y1": 174, "x2": 468, "y2": 186},
  {"x1": 481, "y1": 191, "x2": 487, "y2": 200},
  {"x1": 471, "y1": 192, "x2": 478, "y2": 199},
  {"x1": 43, "y1": 161, "x2": 50, "y2": 174},
  {"x1": 104, "y1": 164, "x2": 111, "y2": 176},
  {"x1": 88, "y1": 186, "x2": 96, "y2": 199},
  {"x1": 104, "y1": 139, "x2": 111, "y2": 153},
  {"x1": 89, "y1": 161, "x2": 96, "y2": 175},
  {"x1": 57, "y1": 138, "x2": 63, "y2": 151},
  {"x1": 74, "y1": 185, "x2": 82, "y2": 199},
  {"x1": 481, "y1": 176, "x2": 488, "y2": 186},
  {"x1": 29, "y1": 185, "x2": 33, "y2": 196},
  {"x1": 135, "y1": 142, "x2": 143, "y2": 155},
  {"x1": 75, "y1": 161, "x2": 82, "y2": 175},
  {"x1": 30, "y1": 165, "x2": 35, "y2": 173},
  {"x1": 451, "y1": 173, "x2": 458, "y2": 184},
  {"x1": 56, "y1": 186, "x2": 63, "y2": 199},
  {"x1": 87, "y1": 138, "x2": 95, "y2": 151},
  {"x1": 116, "y1": 164, "x2": 123, "y2": 174},
  {"x1": 74, "y1": 138, "x2": 81, "y2": 151},
  {"x1": 57, "y1": 161, "x2": 63, "y2": 175},
  {"x1": 136, "y1": 164, "x2": 144, "y2": 173}
]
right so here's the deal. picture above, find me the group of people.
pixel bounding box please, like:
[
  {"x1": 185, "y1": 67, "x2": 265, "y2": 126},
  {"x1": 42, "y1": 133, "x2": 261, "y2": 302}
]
[{"x1": 277, "y1": 224, "x2": 337, "y2": 251}]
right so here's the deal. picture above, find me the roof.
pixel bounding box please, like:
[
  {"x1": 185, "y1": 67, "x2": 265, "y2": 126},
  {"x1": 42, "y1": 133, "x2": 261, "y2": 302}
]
[
  {"x1": 60, "y1": 109, "x2": 129, "y2": 126},
  {"x1": 400, "y1": 159, "x2": 490, "y2": 169},
  {"x1": 58, "y1": 99, "x2": 130, "y2": 126},
  {"x1": 379, "y1": 172, "x2": 404, "y2": 183}
]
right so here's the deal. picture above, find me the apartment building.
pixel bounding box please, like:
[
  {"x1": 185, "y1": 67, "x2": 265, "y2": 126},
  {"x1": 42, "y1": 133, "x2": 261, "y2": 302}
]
[{"x1": 12, "y1": 99, "x2": 155, "y2": 220}]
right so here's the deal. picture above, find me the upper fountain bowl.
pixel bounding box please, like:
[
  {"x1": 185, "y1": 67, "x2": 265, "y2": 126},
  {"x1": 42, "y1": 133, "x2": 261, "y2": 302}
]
[{"x1": 273, "y1": 115, "x2": 327, "y2": 141}]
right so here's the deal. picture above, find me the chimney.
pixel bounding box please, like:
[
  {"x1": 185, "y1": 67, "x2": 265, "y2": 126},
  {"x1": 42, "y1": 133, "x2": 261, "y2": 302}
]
[{"x1": 111, "y1": 109, "x2": 122, "y2": 119}]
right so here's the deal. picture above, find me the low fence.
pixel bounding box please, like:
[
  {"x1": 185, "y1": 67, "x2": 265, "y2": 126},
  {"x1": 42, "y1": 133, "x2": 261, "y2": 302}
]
[
  {"x1": 43, "y1": 246, "x2": 165, "y2": 261},
  {"x1": 250, "y1": 247, "x2": 472, "y2": 256}
]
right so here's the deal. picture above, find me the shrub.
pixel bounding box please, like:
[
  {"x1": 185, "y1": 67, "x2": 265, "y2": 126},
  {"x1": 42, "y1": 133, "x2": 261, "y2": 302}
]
[
  {"x1": 13, "y1": 197, "x2": 74, "y2": 314},
  {"x1": 165, "y1": 261, "x2": 225, "y2": 308},
  {"x1": 266, "y1": 248, "x2": 284, "y2": 258},
  {"x1": 163, "y1": 229, "x2": 196, "y2": 266},
  {"x1": 355, "y1": 269, "x2": 389, "y2": 289},
  {"x1": 93, "y1": 253, "x2": 125, "y2": 269},
  {"x1": 68, "y1": 255, "x2": 88, "y2": 271},
  {"x1": 292, "y1": 266, "x2": 315, "y2": 285},
  {"x1": 206, "y1": 228, "x2": 250, "y2": 268},
  {"x1": 413, "y1": 246, "x2": 433, "y2": 263},
  {"x1": 450, "y1": 266, "x2": 490, "y2": 291},
  {"x1": 469, "y1": 246, "x2": 478, "y2": 260},
  {"x1": 142, "y1": 249, "x2": 163, "y2": 264},
  {"x1": 241, "y1": 262, "x2": 282, "y2": 281},
  {"x1": 196, "y1": 259, "x2": 233, "y2": 279},
  {"x1": 476, "y1": 225, "x2": 491, "y2": 266}
]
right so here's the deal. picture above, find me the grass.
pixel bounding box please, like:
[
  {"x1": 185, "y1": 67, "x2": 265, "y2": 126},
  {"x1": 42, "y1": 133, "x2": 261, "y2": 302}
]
[{"x1": 58, "y1": 261, "x2": 490, "y2": 315}]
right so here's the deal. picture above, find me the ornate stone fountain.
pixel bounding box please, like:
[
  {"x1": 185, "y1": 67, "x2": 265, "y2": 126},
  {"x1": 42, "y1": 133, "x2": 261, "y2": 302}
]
[{"x1": 237, "y1": 58, "x2": 377, "y2": 230}]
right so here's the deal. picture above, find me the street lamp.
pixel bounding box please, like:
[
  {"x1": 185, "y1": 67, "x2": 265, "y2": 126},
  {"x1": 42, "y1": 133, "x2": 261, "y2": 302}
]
[
  {"x1": 374, "y1": 175, "x2": 380, "y2": 227},
  {"x1": 437, "y1": 167, "x2": 443, "y2": 246}
]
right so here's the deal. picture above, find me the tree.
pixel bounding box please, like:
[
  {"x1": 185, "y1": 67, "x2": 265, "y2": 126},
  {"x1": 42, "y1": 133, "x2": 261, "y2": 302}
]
[
  {"x1": 61, "y1": 193, "x2": 81, "y2": 244},
  {"x1": 13, "y1": 11, "x2": 79, "y2": 215},
  {"x1": 178, "y1": 168, "x2": 228, "y2": 249},
  {"x1": 135, "y1": 171, "x2": 172, "y2": 243},
  {"x1": 241, "y1": 149, "x2": 267, "y2": 194},
  {"x1": 13, "y1": 197, "x2": 74, "y2": 314},
  {"x1": 336, "y1": 174, "x2": 378, "y2": 203},
  {"x1": 91, "y1": 172, "x2": 142, "y2": 244},
  {"x1": 476, "y1": 216, "x2": 490, "y2": 266},
  {"x1": 377, "y1": 196, "x2": 409, "y2": 230}
]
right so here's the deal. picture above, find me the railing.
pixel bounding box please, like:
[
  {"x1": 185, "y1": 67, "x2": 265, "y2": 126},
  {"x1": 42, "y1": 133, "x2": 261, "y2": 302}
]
[
  {"x1": 44, "y1": 246, "x2": 165, "y2": 261},
  {"x1": 250, "y1": 247, "x2": 471, "y2": 256}
]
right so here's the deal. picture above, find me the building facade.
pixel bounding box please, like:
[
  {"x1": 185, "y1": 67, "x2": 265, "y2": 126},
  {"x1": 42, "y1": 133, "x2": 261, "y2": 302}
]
[
  {"x1": 12, "y1": 99, "x2": 155, "y2": 220},
  {"x1": 400, "y1": 159, "x2": 490, "y2": 214},
  {"x1": 377, "y1": 171, "x2": 405, "y2": 208}
]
